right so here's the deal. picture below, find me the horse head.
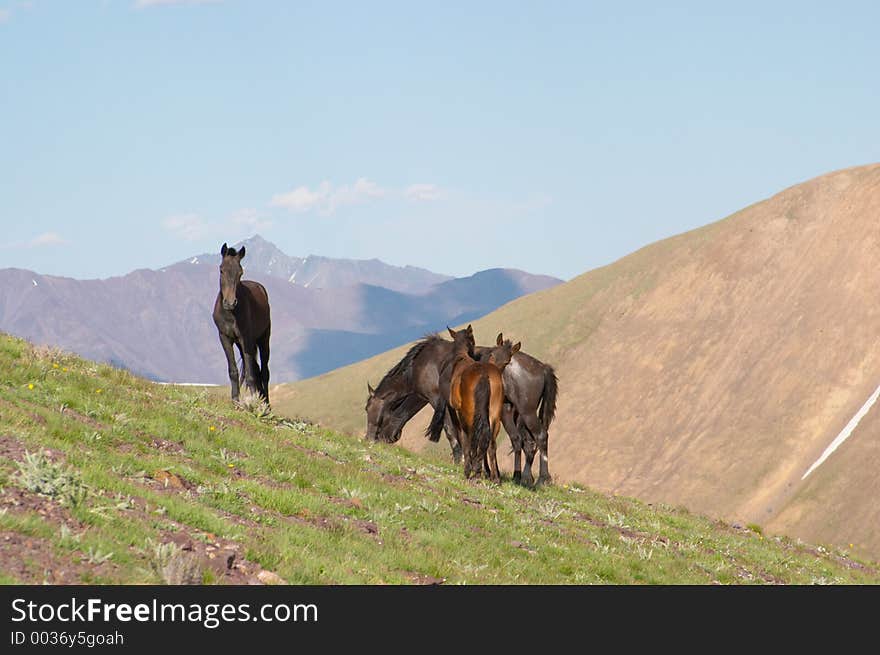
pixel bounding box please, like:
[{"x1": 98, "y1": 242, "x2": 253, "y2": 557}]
[
  {"x1": 219, "y1": 243, "x2": 246, "y2": 311},
  {"x1": 365, "y1": 382, "x2": 391, "y2": 442},
  {"x1": 487, "y1": 332, "x2": 521, "y2": 370},
  {"x1": 446, "y1": 324, "x2": 476, "y2": 358}
]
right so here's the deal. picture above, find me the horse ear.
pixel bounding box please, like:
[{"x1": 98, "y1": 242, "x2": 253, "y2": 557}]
[
  {"x1": 496, "y1": 333, "x2": 503, "y2": 345},
  {"x1": 221, "y1": 243, "x2": 228, "y2": 257},
  {"x1": 466, "y1": 324, "x2": 473, "y2": 334},
  {"x1": 512, "y1": 342, "x2": 521, "y2": 353},
  {"x1": 447, "y1": 327, "x2": 456, "y2": 339},
  {"x1": 238, "y1": 245, "x2": 246, "y2": 260},
  {"x1": 367, "y1": 382, "x2": 375, "y2": 397}
]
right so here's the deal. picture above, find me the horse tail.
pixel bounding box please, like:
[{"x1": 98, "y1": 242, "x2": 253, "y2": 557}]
[
  {"x1": 425, "y1": 398, "x2": 447, "y2": 442},
  {"x1": 472, "y1": 374, "x2": 492, "y2": 460},
  {"x1": 539, "y1": 365, "x2": 558, "y2": 431}
]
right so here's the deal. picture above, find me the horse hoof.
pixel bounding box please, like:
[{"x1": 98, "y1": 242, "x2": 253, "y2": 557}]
[{"x1": 537, "y1": 475, "x2": 553, "y2": 486}]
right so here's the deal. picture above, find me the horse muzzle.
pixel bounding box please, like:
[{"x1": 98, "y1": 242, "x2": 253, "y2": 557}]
[{"x1": 222, "y1": 299, "x2": 238, "y2": 311}]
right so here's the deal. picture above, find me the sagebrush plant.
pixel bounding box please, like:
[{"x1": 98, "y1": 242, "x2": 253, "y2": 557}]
[
  {"x1": 85, "y1": 546, "x2": 114, "y2": 565},
  {"x1": 148, "y1": 540, "x2": 202, "y2": 585},
  {"x1": 236, "y1": 390, "x2": 272, "y2": 419},
  {"x1": 15, "y1": 450, "x2": 89, "y2": 508}
]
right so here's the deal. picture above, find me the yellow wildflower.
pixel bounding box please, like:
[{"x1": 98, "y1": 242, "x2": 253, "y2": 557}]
[{"x1": 27, "y1": 383, "x2": 34, "y2": 390}]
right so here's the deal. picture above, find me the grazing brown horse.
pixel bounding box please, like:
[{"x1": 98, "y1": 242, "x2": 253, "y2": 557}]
[
  {"x1": 442, "y1": 326, "x2": 519, "y2": 481},
  {"x1": 212, "y1": 243, "x2": 271, "y2": 404}
]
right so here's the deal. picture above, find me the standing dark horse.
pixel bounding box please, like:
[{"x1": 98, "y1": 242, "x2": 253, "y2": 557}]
[
  {"x1": 474, "y1": 334, "x2": 557, "y2": 486},
  {"x1": 364, "y1": 326, "x2": 475, "y2": 462},
  {"x1": 439, "y1": 327, "x2": 517, "y2": 480},
  {"x1": 212, "y1": 243, "x2": 271, "y2": 405}
]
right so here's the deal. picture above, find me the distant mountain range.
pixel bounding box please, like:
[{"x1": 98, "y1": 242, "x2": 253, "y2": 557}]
[
  {"x1": 0, "y1": 235, "x2": 562, "y2": 383},
  {"x1": 186, "y1": 236, "x2": 452, "y2": 294}
]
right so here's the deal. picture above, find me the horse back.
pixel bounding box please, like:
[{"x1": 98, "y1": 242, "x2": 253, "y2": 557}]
[
  {"x1": 239, "y1": 280, "x2": 271, "y2": 336},
  {"x1": 241, "y1": 280, "x2": 269, "y2": 310},
  {"x1": 458, "y1": 362, "x2": 503, "y2": 408}
]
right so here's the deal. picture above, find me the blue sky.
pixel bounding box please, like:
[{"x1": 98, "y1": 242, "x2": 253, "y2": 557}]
[{"x1": 1, "y1": 1, "x2": 878, "y2": 281}]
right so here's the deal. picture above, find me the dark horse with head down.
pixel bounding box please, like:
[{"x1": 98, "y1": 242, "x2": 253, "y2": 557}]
[
  {"x1": 213, "y1": 243, "x2": 271, "y2": 404},
  {"x1": 364, "y1": 327, "x2": 475, "y2": 463}
]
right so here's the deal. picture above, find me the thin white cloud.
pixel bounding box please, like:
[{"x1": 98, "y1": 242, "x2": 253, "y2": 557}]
[
  {"x1": 162, "y1": 213, "x2": 209, "y2": 241},
  {"x1": 28, "y1": 232, "x2": 65, "y2": 247},
  {"x1": 229, "y1": 208, "x2": 273, "y2": 233},
  {"x1": 405, "y1": 183, "x2": 444, "y2": 202},
  {"x1": 270, "y1": 178, "x2": 387, "y2": 215},
  {"x1": 162, "y1": 210, "x2": 272, "y2": 241},
  {"x1": 326, "y1": 177, "x2": 386, "y2": 213},
  {"x1": 134, "y1": 0, "x2": 221, "y2": 9},
  {"x1": 270, "y1": 181, "x2": 332, "y2": 213},
  {"x1": 0, "y1": 9, "x2": 11, "y2": 23}
]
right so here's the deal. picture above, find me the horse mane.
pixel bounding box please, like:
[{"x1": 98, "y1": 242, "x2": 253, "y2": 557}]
[{"x1": 375, "y1": 333, "x2": 445, "y2": 395}]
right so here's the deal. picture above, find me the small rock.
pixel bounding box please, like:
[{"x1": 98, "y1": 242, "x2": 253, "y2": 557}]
[
  {"x1": 152, "y1": 469, "x2": 187, "y2": 489},
  {"x1": 257, "y1": 570, "x2": 287, "y2": 585}
]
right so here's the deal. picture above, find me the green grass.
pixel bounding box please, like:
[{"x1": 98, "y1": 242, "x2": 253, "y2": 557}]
[{"x1": 0, "y1": 333, "x2": 877, "y2": 584}]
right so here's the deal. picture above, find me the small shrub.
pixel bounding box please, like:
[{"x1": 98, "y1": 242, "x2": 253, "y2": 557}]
[
  {"x1": 59, "y1": 524, "x2": 81, "y2": 546},
  {"x1": 85, "y1": 546, "x2": 114, "y2": 565},
  {"x1": 236, "y1": 390, "x2": 272, "y2": 419},
  {"x1": 148, "y1": 540, "x2": 202, "y2": 585},
  {"x1": 15, "y1": 451, "x2": 89, "y2": 508}
]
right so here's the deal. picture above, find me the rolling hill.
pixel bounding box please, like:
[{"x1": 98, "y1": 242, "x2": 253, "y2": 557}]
[
  {"x1": 0, "y1": 236, "x2": 561, "y2": 383},
  {"x1": 271, "y1": 163, "x2": 880, "y2": 560},
  {"x1": 0, "y1": 332, "x2": 875, "y2": 584}
]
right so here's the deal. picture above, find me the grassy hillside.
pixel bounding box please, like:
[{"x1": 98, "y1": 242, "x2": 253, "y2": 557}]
[
  {"x1": 0, "y1": 334, "x2": 877, "y2": 584},
  {"x1": 272, "y1": 164, "x2": 880, "y2": 560}
]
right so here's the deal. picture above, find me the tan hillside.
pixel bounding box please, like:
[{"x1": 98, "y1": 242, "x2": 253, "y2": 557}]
[{"x1": 273, "y1": 163, "x2": 880, "y2": 559}]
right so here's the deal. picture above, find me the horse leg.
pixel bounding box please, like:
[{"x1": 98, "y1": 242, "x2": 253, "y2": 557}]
[
  {"x1": 240, "y1": 340, "x2": 260, "y2": 397},
  {"x1": 460, "y1": 426, "x2": 474, "y2": 479},
  {"x1": 219, "y1": 334, "x2": 240, "y2": 402},
  {"x1": 443, "y1": 408, "x2": 462, "y2": 464},
  {"x1": 487, "y1": 420, "x2": 501, "y2": 483},
  {"x1": 501, "y1": 403, "x2": 522, "y2": 484},
  {"x1": 257, "y1": 332, "x2": 270, "y2": 405},
  {"x1": 521, "y1": 433, "x2": 537, "y2": 488},
  {"x1": 536, "y1": 427, "x2": 551, "y2": 485},
  {"x1": 520, "y1": 412, "x2": 550, "y2": 486}
]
